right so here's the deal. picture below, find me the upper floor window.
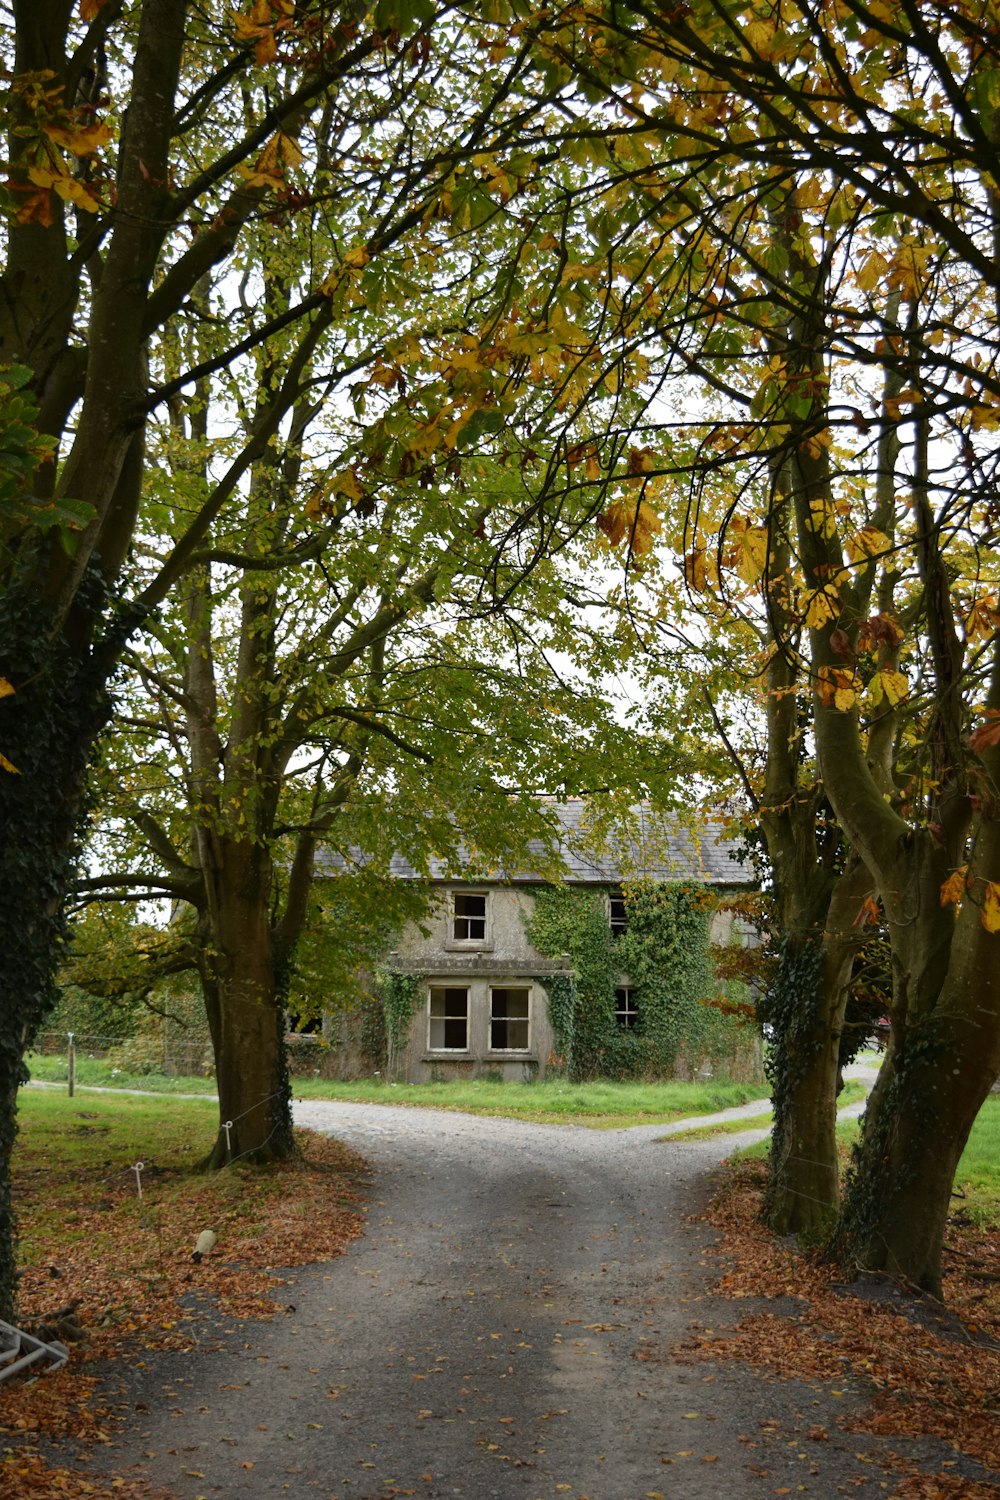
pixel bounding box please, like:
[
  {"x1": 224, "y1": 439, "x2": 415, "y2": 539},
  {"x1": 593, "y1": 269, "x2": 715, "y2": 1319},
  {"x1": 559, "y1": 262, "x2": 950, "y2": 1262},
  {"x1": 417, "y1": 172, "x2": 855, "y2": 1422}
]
[
  {"x1": 609, "y1": 890, "x2": 627, "y2": 935},
  {"x1": 452, "y1": 891, "x2": 487, "y2": 942}
]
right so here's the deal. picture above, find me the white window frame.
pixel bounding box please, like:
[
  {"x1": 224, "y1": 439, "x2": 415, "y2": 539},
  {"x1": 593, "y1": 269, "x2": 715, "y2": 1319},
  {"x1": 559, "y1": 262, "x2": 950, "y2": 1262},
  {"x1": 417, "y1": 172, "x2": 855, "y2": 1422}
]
[
  {"x1": 488, "y1": 984, "x2": 531, "y2": 1053},
  {"x1": 614, "y1": 986, "x2": 639, "y2": 1029},
  {"x1": 427, "y1": 985, "x2": 471, "y2": 1052},
  {"x1": 609, "y1": 889, "x2": 627, "y2": 935},
  {"x1": 447, "y1": 889, "x2": 492, "y2": 949}
]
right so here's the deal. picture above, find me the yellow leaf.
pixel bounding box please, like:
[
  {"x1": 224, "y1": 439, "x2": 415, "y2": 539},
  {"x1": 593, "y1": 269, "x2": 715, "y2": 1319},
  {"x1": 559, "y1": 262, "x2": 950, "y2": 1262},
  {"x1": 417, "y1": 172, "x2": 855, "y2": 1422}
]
[
  {"x1": 867, "y1": 669, "x2": 908, "y2": 707},
  {"x1": 728, "y1": 519, "x2": 768, "y2": 585},
  {"x1": 806, "y1": 499, "x2": 839, "y2": 539},
  {"x1": 684, "y1": 546, "x2": 708, "y2": 592},
  {"x1": 276, "y1": 132, "x2": 303, "y2": 169},
  {"x1": 965, "y1": 598, "x2": 1000, "y2": 641},
  {"x1": 597, "y1": 498, "x2": 661, "y2": 558},
  {"x1": 0, "y1": 752, "x2": 19, "y2": 774},
  {"x1": 44, "y1": 119, "x2": 113, "y2": 155},
  {"x1": 982, "y1": 880, "x2": 1000, "y2": 933},
  {"x1": 817, "y1": 665, "x2": 859, "y2": 712},
  {"x1": 845, "y1": 525, "x2": 890, "y2": 564},
  {"x1": 329, "y1": 469, "x2": 362, "y2": 501},
  {"x1": 0, "y1": 679, "x2": 14, "y2": 699},
  {"x1": 802, "y1": 586, "x2": 839, "y2": 629},
  {"x1": 970, "y1": 403, "x2": 1000, "y2": 432},
  {"x1": 856, "y1": 250, "x2": 889, "y2": 292}
]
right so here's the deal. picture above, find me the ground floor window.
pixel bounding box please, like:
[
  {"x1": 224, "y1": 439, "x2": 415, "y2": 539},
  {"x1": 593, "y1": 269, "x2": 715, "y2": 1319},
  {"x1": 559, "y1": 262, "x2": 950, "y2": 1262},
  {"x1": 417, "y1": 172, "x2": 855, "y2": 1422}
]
[
  {"x1": 614, "y1": 987, "x2": 639, "y2": 1029},
  {"x1": 489, "y1": 986, "x2": 530, "y2": 1051},
  {"x1": 429, "y1": 986, "x2": 469, "y2": 1050}
]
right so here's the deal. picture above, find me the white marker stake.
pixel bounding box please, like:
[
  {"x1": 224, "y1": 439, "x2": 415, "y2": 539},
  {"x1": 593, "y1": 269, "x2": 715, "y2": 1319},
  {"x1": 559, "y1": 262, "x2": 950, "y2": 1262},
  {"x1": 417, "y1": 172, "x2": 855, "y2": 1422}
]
[
  {"x1": 133, "y1": 1161, "x2": 145, "y2": 1199},
  {"x1": 223, "y1": 1121, "x2": 233, "y2": 1160}
]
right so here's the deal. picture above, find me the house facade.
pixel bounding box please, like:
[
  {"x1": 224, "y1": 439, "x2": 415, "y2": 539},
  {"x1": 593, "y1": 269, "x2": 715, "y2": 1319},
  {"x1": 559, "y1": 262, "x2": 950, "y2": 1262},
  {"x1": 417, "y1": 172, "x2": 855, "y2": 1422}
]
[{"x1": 321, "y1": 803, "x2": 757, "y2": 1084}]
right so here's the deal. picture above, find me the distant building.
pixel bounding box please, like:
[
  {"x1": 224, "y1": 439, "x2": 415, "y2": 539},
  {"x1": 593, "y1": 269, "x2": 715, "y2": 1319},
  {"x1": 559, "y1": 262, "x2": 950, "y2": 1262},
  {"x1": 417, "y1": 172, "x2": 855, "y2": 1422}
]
[{"x1": 314, "y1": 802, "x2": 757, "y2": 1084}]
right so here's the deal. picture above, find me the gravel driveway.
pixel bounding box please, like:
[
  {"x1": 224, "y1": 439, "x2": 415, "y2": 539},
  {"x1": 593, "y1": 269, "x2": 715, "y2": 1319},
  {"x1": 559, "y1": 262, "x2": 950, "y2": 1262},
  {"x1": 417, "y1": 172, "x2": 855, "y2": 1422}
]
[{"x1": 86, "y1": 1089, "x2": 927, "y2": 1500}]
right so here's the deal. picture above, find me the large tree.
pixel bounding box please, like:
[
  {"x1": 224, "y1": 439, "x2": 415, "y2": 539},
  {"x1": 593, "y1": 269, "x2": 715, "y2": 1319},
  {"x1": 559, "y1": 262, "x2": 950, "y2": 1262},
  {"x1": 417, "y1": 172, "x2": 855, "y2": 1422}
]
[
  {"x1": 0, "y1": 0, "x2": 639, "y2": 1317},
  {"x1": 507, "y1": 0, "x2": 1000, "y2": 1289}
]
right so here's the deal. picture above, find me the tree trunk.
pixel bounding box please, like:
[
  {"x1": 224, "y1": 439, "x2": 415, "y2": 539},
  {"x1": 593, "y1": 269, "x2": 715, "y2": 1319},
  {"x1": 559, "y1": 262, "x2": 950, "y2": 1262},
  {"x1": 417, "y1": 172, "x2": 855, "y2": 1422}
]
[
  {"x1": 833, "y1": 847, "x2": 1000, "y2": 1294},
  {"x1": 765, "y1": 862, "x2": 874, "y2": 1238},
  {"x1": 198, "y1": 839, "x2": 295, "y2": 1168},
  {"x1": 0, "y1": 599, "x2": 109, "y2": 1318}
]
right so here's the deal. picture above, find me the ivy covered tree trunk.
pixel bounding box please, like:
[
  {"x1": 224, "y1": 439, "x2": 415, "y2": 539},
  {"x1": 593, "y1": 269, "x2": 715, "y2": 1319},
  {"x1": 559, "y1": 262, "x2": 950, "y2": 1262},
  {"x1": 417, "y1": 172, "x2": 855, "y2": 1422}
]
[
  {"x1": 831, "y1": 817, "x2": 1000, "y2": 1291},
  {"x1": 797, "y1": 353, "x2": 1000, "y2": 1291},
  {"x1": 0, "y1": 601, "x2": 110, "y2": 1318},
  {"x1": 764, "y1": 862, "x2": 874, "y2": 1238}
]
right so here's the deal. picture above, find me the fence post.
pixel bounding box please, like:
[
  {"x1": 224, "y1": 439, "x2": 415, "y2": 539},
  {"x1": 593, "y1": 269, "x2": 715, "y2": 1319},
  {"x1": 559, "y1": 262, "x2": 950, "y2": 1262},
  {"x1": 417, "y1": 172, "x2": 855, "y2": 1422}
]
[{"x1": 67, "y1": 1033, "x2": 75, "y2": 1098}]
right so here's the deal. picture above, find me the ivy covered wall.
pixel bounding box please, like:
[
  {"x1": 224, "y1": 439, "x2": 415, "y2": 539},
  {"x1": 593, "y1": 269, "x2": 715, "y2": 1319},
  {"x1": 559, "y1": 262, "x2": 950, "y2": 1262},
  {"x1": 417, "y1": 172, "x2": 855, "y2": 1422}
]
[{"x1": 527, "y1": 881, "x2": 761, "y2": 1082}]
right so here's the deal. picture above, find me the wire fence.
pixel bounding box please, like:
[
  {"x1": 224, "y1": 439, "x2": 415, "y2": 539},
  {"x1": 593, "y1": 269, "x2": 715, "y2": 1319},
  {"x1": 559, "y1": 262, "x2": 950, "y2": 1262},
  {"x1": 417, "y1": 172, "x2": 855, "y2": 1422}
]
[
  {"x1": 27, "y1": 1029, "x2": 339, "y2": 1095},
  {"x1": 30, "y1": 1029, "x2": 215, "y2": 1086}
]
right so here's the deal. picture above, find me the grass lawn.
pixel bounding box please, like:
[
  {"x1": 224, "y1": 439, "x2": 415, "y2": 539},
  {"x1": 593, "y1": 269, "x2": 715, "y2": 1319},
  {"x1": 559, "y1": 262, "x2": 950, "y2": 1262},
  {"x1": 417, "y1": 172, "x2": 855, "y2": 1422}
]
[
  {"x1": 23, "y1": 1063, "x2": 771, "y2": 1129},
  {"x1": 739, "y1": 1093, "x2": 1000, "y2": 1227},
  {"x1": 25, "y1": 1049, "x2": 217, "y2": 1094},
  {"x1": 661, "y1": 1078, "x2": 868, "y2": 1139}
]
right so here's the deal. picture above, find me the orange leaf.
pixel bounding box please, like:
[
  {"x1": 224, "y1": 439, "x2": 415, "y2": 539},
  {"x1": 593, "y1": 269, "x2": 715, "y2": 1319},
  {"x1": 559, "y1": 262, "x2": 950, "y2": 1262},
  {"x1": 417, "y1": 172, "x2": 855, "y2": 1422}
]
[
  {"x1": 852, "y1": 895, "x2": 879, "y2": 927},
  {"x1": 940, "y1": 867, "x2": 967, "y2": 908},
  {"x1": 969, "y1": 711, "x2": 1000, "y2": 755},
  {"x1": 255, "y1": 29, "x2": 278, "y2": 64},
  {"x1": 817, "y1": 664, "x2": 859, "y2": 712},
  {"x1": 596, "y1": 497, "x2": 661, "y2": 558},
  {"x1": 13, "y1": 186, "x2": 55, "y2": 227}
]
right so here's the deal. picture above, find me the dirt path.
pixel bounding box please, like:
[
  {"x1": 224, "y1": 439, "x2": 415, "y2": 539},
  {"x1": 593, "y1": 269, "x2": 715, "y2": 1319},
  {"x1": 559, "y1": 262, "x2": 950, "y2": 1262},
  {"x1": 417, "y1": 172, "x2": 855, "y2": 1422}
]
[{"x1": 74, "y1": 1087, "x2": 948, "y2": 1500}]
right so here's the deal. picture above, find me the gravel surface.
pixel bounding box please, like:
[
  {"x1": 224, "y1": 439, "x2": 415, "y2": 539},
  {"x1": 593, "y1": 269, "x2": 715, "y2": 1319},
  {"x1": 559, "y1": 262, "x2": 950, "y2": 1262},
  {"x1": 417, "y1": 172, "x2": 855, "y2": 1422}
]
[{"x1": 73, "y1": 1079, "x2": 968, "y2": 1500}]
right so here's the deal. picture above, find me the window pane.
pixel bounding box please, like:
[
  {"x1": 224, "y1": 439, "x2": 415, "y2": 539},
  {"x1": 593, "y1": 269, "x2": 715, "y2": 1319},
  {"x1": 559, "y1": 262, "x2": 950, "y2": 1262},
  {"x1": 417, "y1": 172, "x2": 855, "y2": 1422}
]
[
  {"x1": 490, "y1": 987, "x2": 530, "y2": 1050},
  {"x1": 609, "y1": 892, "x2": 627, "y2": 934},
  {"x1": 429, "y1": 986, "x2": 468, "y2": 1050},
  {"x1": 614, "y1": 987, "x2": 639, "y2": 1029},
  {"x1": 453, "y1": 892, "x2": 487, "y2": 940}
]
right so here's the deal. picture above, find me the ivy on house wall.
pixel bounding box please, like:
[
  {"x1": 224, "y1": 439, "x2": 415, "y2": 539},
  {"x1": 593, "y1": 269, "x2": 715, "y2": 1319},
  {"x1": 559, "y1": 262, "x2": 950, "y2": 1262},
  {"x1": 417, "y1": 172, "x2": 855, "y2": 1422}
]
[
  {"x1": 371, "y1": 968, "x2": 424, "y2": 1078},
  {"x1": 528, "y1": 881, "x2": 759, "y2": 1082}
]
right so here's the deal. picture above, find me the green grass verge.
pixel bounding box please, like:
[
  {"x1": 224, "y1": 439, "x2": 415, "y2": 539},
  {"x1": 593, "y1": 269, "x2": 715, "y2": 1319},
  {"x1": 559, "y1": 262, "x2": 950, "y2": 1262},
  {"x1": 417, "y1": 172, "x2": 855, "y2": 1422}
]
[
  {"x1": 24, "y1": 1061, "x2": 770, "y2": 1129},
  {"x1": 738, "y1": 1094, "x2": 1000, "y2": 1228},
  {"x1": 659, "y1": 1079, "x2": 867, "y2": 1141},
  {"x1": 286, "y1": 1076, "x2": 771, "y2": 1127},
  {"x1": 25, "y1": 1050, "x2": 217, "y2": 1093},
  {"x1": 13, "y1": 1089, "x2": 220, "y2": 1267}
]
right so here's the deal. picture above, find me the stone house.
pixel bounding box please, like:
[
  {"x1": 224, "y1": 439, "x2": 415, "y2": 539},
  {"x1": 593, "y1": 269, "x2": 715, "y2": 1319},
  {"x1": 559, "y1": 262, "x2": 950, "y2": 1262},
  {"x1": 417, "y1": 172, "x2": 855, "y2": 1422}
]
[{"x1": 321, "y1": 802, "x2": 756, "y2": 1084}]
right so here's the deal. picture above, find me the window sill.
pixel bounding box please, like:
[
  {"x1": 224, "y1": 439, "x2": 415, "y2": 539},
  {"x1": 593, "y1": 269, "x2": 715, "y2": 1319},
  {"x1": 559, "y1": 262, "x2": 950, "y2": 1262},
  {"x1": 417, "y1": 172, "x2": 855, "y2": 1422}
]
[{"x1": 443, "y1": 939, "x2": 494, "y2": 953}]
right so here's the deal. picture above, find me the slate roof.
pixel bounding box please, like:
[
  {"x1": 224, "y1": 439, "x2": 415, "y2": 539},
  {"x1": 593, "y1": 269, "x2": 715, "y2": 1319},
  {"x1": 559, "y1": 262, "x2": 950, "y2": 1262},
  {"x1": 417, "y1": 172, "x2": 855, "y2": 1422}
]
[{"x1": 320, "y1": 800, "x2": 750, "y2": 887}]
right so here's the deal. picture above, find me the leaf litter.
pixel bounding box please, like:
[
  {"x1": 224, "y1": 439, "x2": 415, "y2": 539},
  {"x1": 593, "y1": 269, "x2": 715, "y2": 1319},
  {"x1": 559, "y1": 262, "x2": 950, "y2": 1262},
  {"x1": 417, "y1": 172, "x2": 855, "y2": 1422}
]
[
  {"x1": 2, "y1": 1126, "x2": 366, "y2": 1500},
  {"x1": 675, "y1": 1157, "x2": 1000, "y2": 1500}
]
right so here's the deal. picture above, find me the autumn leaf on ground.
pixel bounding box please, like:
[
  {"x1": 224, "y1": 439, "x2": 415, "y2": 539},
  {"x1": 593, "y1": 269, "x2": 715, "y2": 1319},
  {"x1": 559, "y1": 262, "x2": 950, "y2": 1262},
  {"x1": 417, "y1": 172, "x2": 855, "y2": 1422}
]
[{"x1": 676, "y1": 1157, "x2": 1000, "y2": 1496}]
